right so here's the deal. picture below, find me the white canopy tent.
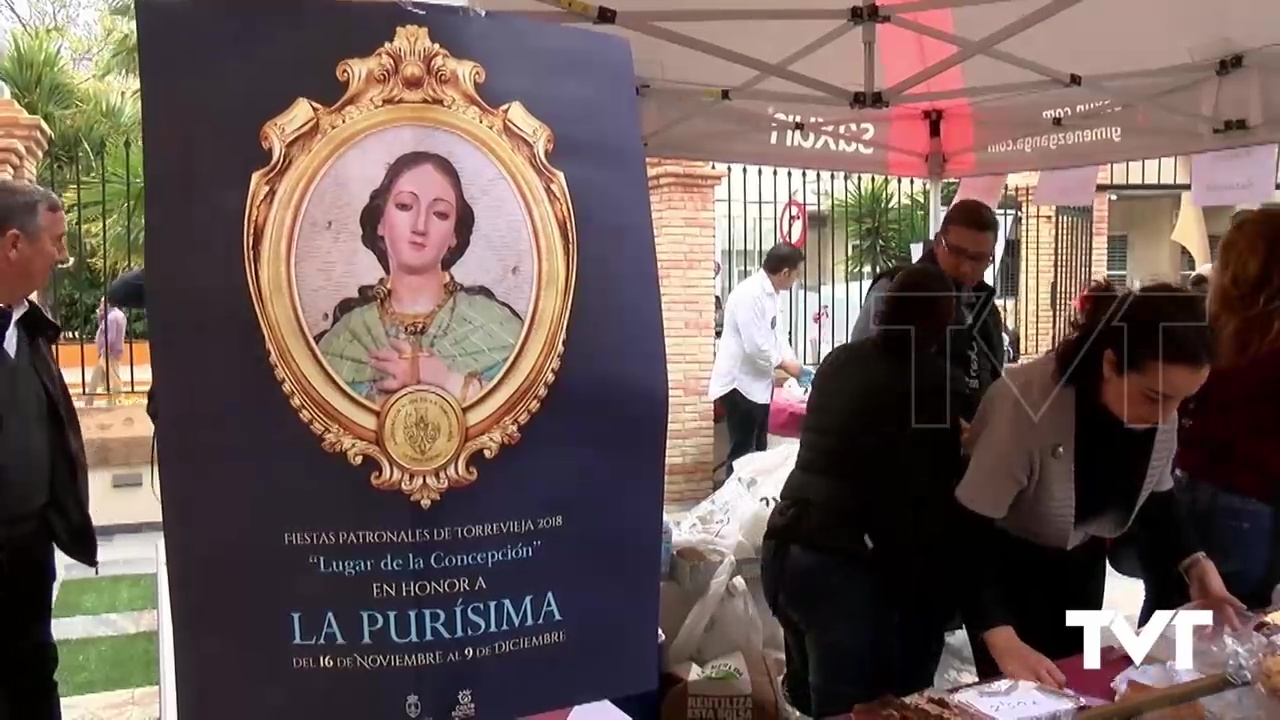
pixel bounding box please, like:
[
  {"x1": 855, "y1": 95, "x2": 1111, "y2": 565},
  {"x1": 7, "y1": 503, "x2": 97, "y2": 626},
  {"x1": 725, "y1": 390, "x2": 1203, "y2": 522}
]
[{"x1": 475, "y1": 0, "x2": 1280, "y2": 184}]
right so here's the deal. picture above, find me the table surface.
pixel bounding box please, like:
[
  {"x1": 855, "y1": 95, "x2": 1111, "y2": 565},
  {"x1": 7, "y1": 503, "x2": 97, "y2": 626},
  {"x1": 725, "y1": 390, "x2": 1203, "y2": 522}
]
[{"x1": 1057, "y1": 646, "x2": 1134, "y2": 702}]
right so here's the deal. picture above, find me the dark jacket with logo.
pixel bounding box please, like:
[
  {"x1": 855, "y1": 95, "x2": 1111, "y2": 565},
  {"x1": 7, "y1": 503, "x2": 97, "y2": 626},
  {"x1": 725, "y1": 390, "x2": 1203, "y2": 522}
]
[
  {"x1": 850, "y1": 248, "x2": 1005, "y2": 416},
  {"x1": 16, "y1": 304, "x2": 98, "y2": 566}
]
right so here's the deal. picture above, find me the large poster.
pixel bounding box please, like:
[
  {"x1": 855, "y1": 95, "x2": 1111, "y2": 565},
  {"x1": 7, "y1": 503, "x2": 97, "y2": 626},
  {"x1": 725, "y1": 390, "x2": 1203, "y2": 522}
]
[{"x1": 137, "y1": 1, "x2": 667, "y2": 717}]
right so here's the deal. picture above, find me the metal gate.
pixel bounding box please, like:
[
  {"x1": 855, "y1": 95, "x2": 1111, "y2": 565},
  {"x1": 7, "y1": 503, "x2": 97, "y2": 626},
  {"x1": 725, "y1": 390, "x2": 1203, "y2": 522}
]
[
  {"x1": 712, "y1": 165, "x2": 1041, "y2": 365},
  {"x1": 1049, "y1": 206, "x2": 1094, "y2": 345}
]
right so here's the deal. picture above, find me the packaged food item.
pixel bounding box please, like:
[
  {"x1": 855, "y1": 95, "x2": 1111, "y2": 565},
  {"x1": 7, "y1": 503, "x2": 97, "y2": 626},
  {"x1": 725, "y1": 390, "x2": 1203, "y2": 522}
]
[
  {"x1": 1256, "y1": 610, "x2": 1280, "y2": 640},
  {"x1": 1259, "y1": 654, "x2": 1280, "y2": 696},
  {"x1": 950, "y1": 680, "x2": 1084, "y2": 720},
  {"x1": 851, "y1": 694, "x2": 983, "y2": 718},
  {"x1": 1118, "y1": 680, "x2": 1206, "y2": 720}
]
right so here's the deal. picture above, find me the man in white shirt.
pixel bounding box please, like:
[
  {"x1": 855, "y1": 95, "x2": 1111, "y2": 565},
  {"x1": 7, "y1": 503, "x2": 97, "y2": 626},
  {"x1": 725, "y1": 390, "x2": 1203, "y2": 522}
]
[{"x1": 710, "y1": 243, "x2": 805, "y2": 478}]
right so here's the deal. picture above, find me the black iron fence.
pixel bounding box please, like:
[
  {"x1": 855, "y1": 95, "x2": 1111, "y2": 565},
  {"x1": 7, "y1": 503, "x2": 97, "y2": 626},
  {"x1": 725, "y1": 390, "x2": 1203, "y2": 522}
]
[
  {"x1": 35, "y1": 140, "x2": 147, "y2": 402},
  {"x1": 28, "y1": 145, "x2": 1277, "y2": 398},
  {"x1": 713, "y1": 155, "x2": 1280, "y2": 367}
]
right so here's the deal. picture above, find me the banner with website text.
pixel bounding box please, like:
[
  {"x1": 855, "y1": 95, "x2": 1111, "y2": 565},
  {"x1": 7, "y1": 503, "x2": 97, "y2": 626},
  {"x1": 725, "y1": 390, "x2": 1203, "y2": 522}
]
[{"x1": 137, "y1": 0, "x2": 666, "y2": 717}]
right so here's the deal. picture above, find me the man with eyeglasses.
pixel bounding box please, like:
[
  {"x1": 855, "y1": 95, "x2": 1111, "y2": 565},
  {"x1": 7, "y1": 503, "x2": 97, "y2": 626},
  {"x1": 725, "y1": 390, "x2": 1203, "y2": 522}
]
[{"x1": 850, "y1": 198, "x2": 1006, "y2": 415}]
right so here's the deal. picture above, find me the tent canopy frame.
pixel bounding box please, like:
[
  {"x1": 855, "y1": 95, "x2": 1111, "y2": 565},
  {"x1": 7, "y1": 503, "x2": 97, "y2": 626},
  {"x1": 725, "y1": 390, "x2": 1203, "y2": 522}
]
[{"x1": 515, "y1": 0, "x2": 1263, "y2": 180}]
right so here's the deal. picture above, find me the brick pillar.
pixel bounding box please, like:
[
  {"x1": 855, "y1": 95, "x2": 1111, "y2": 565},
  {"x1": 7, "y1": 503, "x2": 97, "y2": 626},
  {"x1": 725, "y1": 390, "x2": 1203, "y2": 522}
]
[
  {"x1": 0, "y1": 96, "x2": 51, "y2": 182},
  {"x1": 1021, "y1": 196, "x2": 1058, "y2": 358},
  {"x1": 647, "y1": 158, "x2": 724, "y2": 504},
  {"x1": 1091, "y1": 187, "x2": 1110, "y2": 282},
  {"x1": 1010, "y1": 169, "x2": 1111, "y2": 359}
]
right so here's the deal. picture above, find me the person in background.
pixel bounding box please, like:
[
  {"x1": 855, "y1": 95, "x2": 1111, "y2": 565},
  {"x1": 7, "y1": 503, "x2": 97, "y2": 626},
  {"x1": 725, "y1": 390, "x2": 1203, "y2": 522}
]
[
  {"x1": 850, "y1": 199, "x2": 1004, "y2": 417},
  {"x1": 709, "y1": 243, "x2": 806, "y2": 479},
  {"x1": 85, "y1": 297, "x2": 127, "y2": 406},
  {"x1": 1164, "y1": 209, "x2": 1280, "y2": 611},
  {"x1": 761, "y1": 265, "x2": 970, "y2": 715},
  {"x1": 0, "y1": 180, "x2": 97, "y2": 718},
  {"x1": 106, "y1": 267, "x2": 152, "y2": 422},
  {"x1": 1188, "y1": 264, "x2": 1212, "y2": 294},
  {"x1": 1135, "y1": 209, "x2": 1252, "y2": 622},
  {"x1": 956, "y1": 281, "x2": 1242, "y2": 686}
]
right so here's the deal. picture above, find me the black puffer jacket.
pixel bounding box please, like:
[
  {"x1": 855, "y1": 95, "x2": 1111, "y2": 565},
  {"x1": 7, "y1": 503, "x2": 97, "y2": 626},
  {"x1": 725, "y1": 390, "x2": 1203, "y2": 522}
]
[{"x1": 764, "y1": 336, "x2": 971, "y2": 600}]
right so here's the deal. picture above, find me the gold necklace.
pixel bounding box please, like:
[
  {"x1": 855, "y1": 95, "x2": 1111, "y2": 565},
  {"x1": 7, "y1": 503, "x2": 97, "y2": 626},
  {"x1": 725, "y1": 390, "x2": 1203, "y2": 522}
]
[{"x1": 375, "y1": 274, "x2": 459, "y2": 337}]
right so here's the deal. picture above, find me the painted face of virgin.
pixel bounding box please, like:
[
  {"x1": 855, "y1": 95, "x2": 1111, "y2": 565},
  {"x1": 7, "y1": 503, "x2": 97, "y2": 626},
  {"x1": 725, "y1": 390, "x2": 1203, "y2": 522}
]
[{"x1": 378, "y1": 163, "x2": 458, "y2": 276}]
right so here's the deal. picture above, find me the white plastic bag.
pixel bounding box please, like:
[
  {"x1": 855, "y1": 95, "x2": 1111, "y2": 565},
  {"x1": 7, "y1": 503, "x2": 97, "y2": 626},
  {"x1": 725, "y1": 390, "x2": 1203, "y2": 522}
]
[
  {"x1": 679, "y1": 444, "x2": 797, "y2": 554},
  {"x1": 667, "y1": 533, "x2": 777, "y2": 666},
  {"x1": 696, "y1": 575, "x2": 765, "y2": 664},
  {"x1": 668, "y1": 444, "x2": 798, "y2": 667},
  {"x1": 778, "y1": 378, "x2": 808, "y2": 401},
  {"x1": 668, "y1": 536, "x2": 738, "y2": 665}
]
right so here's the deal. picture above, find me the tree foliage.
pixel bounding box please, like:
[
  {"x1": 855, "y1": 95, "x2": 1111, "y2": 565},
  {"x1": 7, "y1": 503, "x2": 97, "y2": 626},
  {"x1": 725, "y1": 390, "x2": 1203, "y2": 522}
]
[
  {"x1": 0, "y1": 0, "x2": 143, "y2": 339},
  {"x1": 829, "y1": 176, "x2": 930, "y2": 279}
]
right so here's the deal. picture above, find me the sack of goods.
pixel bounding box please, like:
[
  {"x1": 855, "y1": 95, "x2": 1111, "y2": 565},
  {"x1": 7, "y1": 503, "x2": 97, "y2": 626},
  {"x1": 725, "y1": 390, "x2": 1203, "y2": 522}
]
[{"x1": 660, "y1": 445, "x2": 799, "y2": 708}]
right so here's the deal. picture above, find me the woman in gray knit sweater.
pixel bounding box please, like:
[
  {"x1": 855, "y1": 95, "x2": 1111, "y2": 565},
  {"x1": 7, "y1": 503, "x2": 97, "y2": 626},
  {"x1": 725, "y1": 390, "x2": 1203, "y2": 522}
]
[{"x1": 955, "y1": 281, "x2": 1244, "y2": 686}]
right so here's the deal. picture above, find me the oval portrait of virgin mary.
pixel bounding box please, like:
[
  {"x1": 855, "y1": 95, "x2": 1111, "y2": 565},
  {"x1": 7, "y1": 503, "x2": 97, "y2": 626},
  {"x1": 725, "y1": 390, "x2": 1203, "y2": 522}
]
[
  {"x1": 297, "y1": 128, "x2": 532, "y2": 408},
  {"x1": 245, "y1": 26, "x2": 576, "y2": 508}
]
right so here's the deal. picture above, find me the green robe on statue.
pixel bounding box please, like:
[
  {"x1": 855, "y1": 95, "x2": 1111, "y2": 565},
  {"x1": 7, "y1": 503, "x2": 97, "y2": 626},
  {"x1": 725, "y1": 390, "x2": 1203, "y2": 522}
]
[{"x1": 318, "y1": 287, "x2": 523, "y2": 402}]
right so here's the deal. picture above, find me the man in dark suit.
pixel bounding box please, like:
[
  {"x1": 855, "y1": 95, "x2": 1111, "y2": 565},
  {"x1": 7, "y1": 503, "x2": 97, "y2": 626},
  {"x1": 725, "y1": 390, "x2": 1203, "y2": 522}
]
[{"x1": 0, "y1": 180, "x2": 98, "y2": 718}]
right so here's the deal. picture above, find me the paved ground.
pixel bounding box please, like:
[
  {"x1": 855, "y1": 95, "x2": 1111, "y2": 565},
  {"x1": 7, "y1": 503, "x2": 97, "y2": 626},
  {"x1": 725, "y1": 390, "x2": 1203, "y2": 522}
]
[
  {"x1": 59, "y1": 531, "x2": 161, "y2": 584},
  {"x1": 61, "y1": 687, "x2": 159, "y2": 720},
  {"x1": 56, "y1": 532, "x2": 163, "y2": 720}
]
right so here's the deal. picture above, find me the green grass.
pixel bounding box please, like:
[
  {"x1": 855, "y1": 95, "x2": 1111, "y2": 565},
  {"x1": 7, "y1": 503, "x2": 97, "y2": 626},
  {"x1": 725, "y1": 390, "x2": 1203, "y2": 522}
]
[
  {"x1": 56, "y1": 632, "x2": 159, "y2": 698},
  {"x1": 53, "y1": 574, "x2": 158, "y2": 619}
]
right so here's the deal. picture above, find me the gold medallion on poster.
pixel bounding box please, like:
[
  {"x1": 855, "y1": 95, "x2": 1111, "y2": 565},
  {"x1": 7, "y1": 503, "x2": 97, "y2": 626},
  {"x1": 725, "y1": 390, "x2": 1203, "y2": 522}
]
[{"x1": 244, "y1": 26, "x2": 577, "y2": 509}]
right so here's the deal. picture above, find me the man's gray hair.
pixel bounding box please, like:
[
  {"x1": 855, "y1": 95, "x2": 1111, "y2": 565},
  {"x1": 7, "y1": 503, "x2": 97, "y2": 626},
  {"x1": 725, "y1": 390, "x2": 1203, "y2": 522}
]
[{"x1": 0, "y1": 179, "x2": 62, "y2": 239}]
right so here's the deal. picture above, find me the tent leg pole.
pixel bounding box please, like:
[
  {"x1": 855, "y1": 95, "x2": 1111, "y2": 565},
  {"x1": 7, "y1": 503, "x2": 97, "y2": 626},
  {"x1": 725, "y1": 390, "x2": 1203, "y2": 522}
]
[
  {"x1": 928, "y1": 177, "x2": 944, "y2": 237},
  {"x1": 927, "y1": 110, "x2": 945, "y2": 238},
  {"x1": 862, "y1": 0, "x2": 876, "y2": 95}
]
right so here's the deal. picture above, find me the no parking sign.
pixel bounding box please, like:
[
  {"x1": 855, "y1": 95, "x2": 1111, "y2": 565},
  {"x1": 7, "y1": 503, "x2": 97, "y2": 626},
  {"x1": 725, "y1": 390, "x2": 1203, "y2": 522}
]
[{"x1": 778, "y1": 198, "x2": 807, "y2": 248}]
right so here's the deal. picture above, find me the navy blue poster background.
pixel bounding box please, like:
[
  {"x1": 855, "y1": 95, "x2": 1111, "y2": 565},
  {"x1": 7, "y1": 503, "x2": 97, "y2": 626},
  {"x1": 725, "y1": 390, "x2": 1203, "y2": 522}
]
[{"x1": 136, "y1": 1, "x2": 667, "y2": 717}]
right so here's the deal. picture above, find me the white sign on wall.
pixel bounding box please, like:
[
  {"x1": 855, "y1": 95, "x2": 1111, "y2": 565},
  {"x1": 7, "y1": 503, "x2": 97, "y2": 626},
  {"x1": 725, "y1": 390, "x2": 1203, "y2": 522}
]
[
  {"x1": 1034, "y1": 165, "x2": 1100, "y2": 206},
  {"x1": 953, "y1": 175, "x2": 1008, "y2": 208},
  {"x1": 1191, "y1": 144, "x2": 1278, "y2": 207}
]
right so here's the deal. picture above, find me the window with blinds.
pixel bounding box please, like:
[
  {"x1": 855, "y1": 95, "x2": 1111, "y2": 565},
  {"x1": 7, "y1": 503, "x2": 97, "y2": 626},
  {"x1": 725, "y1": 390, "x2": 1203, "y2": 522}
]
[
  {"x1": 1179, "y1": 247, "x2": 1198, "y2": 284},
  {"x1": 1180, "y1": 247, "x2": 1196, "y2": 271},
  {"x1": 1106, "y1": 234, "x2": 1128, "y2": 287}
]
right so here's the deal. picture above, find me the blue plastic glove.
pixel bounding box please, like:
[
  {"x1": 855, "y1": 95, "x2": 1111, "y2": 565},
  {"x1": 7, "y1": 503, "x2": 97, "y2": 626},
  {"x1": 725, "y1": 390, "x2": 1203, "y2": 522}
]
[{"x1": 798, "y1": 366, "x2": 815, "y2": 389}]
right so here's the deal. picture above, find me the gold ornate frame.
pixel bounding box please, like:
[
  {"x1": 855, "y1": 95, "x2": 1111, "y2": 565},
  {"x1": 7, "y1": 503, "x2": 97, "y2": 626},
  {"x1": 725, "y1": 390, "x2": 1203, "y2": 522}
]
[{"x1": 244, "y1": 26, "x2": 577, "y2": 509}]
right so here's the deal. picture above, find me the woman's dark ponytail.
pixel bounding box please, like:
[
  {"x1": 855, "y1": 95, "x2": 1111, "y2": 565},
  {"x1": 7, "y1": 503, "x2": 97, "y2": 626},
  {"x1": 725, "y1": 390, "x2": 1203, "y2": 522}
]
[{"x1": 1054, "y1": 280, "x2": 1211, "y2": 388}]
